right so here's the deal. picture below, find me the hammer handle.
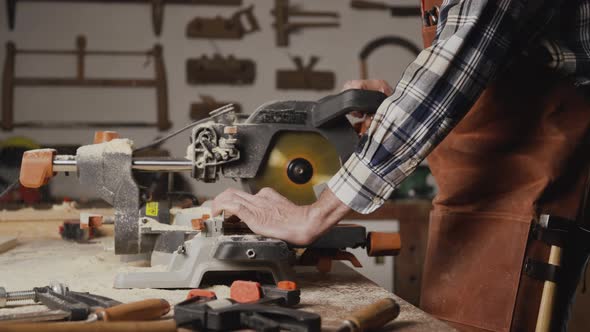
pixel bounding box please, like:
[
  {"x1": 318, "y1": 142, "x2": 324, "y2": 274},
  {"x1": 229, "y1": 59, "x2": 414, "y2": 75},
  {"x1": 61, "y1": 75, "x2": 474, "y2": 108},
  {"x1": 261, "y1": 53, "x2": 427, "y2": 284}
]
[
  {"x1": 0, "y1": 320, "x2": 178, "y2": 332},
  {"x1": 535, "y1": 245, "x2": 562, "y2": 332},
  {"x1": 96, "y1": 299, "x2": 170, "y2": 322}
]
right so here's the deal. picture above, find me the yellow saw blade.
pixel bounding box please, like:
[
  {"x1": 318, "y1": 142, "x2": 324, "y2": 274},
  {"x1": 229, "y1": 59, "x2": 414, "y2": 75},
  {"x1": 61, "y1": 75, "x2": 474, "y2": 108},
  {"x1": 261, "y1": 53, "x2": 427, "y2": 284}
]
[{"x1": 245, "y1": 131, "x2": 341, "y2": 205}]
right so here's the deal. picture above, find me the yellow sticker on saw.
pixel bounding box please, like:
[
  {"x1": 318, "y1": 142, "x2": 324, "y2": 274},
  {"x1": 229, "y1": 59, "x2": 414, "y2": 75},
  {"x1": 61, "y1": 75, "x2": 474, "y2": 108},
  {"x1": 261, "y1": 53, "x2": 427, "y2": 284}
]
[{"x1": 145, "y1": 202, "x2": 159, "y2": 217}]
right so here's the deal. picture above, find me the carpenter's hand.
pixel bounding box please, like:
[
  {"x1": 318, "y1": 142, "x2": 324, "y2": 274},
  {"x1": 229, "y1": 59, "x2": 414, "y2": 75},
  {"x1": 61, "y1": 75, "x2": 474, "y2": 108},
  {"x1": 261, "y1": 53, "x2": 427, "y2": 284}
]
[
  {"x1": 211, "y1": 187, "x2": 350, "y2": 245},
  {"x1": 342, "y1": 79, "x2": 394, "y2": 96},
  {"x1": 342, "y1": 80, "x2": 393, "y2": 135}
]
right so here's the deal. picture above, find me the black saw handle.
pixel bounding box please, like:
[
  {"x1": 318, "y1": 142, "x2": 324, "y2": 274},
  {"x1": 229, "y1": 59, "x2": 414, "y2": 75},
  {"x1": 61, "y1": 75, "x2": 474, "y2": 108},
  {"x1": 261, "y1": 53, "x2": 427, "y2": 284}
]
[{"x1": 312, "y1": 89, "x2": 387, "y2": 127}]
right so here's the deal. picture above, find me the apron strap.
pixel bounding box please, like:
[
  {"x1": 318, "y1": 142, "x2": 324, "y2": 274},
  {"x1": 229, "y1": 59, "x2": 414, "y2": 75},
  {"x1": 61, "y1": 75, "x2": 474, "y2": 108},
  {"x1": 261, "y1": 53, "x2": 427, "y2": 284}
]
[{"x1": 420, "y1": 0, "x2": 442, "y2": 48}]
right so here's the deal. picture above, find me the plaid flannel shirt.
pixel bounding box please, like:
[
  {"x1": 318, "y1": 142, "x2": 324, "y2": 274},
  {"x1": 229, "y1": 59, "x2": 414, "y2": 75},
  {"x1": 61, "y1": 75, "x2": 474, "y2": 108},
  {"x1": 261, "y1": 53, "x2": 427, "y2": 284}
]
[{"x1": 328, "y1": 0, "x2": 590, "y2": 214}]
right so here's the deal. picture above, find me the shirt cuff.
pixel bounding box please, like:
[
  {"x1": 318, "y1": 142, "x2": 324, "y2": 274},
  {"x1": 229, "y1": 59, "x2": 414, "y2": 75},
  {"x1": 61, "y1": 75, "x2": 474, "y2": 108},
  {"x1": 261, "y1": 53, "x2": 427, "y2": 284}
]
[{"x1": 327, "y1": 153, "x2": 396, "y2": 214}]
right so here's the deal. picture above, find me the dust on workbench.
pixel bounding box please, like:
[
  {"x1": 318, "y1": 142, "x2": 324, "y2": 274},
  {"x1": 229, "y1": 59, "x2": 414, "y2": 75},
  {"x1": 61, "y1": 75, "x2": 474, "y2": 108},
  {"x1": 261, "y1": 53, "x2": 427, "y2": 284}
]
[
  {"x1": 0, "y1": 232, "x2": 455, "y2": 331},
  {"x1": 0, "y1": 236, "x2": 229, "y2": 316}
]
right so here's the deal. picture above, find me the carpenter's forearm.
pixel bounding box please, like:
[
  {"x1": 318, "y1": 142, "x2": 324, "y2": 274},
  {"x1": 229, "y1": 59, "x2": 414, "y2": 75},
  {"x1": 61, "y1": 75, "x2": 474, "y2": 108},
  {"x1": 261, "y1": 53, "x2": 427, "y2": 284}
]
[{"x1": 305, "y1": 189, "x2": 351, "y2": 240}]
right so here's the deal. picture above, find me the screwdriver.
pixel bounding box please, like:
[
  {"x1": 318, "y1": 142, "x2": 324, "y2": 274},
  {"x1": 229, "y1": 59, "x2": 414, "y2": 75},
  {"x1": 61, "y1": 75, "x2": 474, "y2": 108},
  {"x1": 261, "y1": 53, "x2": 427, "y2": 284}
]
[{"x1": 337, "y1": 298, "x2": 401, "y2": 332}]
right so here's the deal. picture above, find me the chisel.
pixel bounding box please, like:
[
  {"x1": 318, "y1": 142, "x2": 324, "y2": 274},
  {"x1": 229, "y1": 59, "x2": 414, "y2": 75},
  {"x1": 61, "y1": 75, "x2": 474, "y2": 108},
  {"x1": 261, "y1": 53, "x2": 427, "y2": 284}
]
[{"x1": 336, "y1": 298, "x2": 401, "y2": 332}]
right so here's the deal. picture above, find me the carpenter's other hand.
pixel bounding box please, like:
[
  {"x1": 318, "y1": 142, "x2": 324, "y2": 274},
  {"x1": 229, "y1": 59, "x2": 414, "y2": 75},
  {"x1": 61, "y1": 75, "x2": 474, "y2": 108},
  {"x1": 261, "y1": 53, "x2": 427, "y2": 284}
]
[
  {"x1": 342, "y1": 79, "x2": 393, "y2": 96},
  {"x1": 343, "y1": 80, "x2": 393, "y2": 135},
  {"x1": 211, "y1": 187, "x2": 350, "y2": 245}
]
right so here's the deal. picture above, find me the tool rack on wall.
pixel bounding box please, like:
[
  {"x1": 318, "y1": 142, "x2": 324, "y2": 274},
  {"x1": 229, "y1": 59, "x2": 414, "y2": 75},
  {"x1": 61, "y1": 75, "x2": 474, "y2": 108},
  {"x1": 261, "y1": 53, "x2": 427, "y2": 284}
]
[{"x1": 1, "y1": 36, "x2": 171, "y2": 131}]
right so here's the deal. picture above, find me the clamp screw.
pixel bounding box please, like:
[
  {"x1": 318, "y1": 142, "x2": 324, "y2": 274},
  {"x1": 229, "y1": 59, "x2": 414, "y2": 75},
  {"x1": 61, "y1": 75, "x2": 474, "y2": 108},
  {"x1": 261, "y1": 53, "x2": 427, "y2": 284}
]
[
  {"x1": 0, "y1": 287, "x2": 35, "y2": 308},
  {"x1": 0, "y1": 282, "x2": 68, "y2": 308}
]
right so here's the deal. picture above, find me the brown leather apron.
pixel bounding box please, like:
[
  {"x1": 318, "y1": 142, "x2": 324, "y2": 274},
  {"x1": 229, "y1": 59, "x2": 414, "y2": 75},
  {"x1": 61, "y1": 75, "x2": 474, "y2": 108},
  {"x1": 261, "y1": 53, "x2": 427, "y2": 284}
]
[{"x1": 418, "y1": 1, "x2": 590, "y2": 331}]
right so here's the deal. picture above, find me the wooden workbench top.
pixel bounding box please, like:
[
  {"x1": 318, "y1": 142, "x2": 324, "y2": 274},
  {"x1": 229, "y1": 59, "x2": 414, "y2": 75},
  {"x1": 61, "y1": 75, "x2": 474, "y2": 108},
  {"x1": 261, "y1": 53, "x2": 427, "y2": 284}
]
[
  {"x1": 0, "y1": 223, "x2": 453, "y2": 331},
  {"x1": 297, "y1": 263, "x2": 454, "y2": 331}
]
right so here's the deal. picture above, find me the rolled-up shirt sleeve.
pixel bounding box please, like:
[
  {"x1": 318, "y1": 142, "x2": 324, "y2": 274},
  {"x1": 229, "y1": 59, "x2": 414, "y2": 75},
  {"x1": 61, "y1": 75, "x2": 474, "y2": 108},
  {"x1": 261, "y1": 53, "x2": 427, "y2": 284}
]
[{"x1": 328, "y1": 0, "x2": 550, "y2": 213}]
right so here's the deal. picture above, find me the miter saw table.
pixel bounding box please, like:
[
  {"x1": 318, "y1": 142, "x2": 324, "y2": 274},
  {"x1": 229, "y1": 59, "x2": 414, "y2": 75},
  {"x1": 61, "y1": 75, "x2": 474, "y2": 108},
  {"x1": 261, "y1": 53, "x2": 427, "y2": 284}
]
[{"x1": 17, "y1": 90, "x2": 402, "y2": 289}]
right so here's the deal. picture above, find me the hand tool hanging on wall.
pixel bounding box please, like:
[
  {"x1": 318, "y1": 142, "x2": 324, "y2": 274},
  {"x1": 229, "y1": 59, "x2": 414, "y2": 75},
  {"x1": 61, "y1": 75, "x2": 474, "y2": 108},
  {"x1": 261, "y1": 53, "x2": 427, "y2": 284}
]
[
  {"x1": 186, "y1": 54, "x2": 256, "y2": 85},
  {"x1": 1, "y1": 36, "x2": 171, "y2": 131},
  {"x1": 6, "y1": 0, "x2": 243, "y2": 36},
  {"x1": 190, "y1": 95, "x2": 242, "y2": 121},
  {"x1": 276, "y1": 56, "x2": 335, "y2": 91},
  {"x1": 271, "y1": 0, "x2": 340, "y2": 47},
  {"x1": 359, "y1": 36, "x2": 421, "y2": 79},
  {"x1": 350, "y1": 0, "x2": 421, "y2": 17},
  {"x1": 186, "y1": 5, "x2": 259, "y2": 39}
]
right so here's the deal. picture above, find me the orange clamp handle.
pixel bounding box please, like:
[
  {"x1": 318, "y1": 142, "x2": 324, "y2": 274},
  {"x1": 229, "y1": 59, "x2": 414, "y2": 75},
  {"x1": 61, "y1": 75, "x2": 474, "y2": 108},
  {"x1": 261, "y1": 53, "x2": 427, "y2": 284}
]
[
  {"x1": 277, "y1": 281, "x2": 297, "y2": 291},
  {"x1": 19, "y1": 149, "x2": 56, "y2": 189},
  {"x1": 230, "y1": 280, "x2": 261, "y2": 303}
]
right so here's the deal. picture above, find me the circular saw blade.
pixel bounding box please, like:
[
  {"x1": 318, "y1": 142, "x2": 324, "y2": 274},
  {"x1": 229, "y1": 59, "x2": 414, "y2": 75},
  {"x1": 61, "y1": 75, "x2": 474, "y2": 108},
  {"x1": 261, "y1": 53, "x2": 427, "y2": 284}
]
[{"x1": 245, "y1": 132, "x2": 341, "y2": 205}]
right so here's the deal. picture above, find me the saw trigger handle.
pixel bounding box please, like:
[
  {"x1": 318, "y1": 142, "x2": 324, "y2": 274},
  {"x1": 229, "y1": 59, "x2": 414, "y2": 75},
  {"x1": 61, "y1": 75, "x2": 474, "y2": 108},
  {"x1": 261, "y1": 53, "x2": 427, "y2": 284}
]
[
  {"x1": 312, "y1": 89, "x2": 387, "y2": 127},
  {"x1": 19, "y1": 149, "x2": 56, "y2": 188}
]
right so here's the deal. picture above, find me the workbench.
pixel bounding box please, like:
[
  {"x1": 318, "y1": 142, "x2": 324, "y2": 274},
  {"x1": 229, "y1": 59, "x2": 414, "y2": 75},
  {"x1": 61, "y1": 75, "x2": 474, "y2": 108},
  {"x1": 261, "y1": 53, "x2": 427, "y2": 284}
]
[{"x1": 0, "y1": 220, "x2": 455, "y2": 331}]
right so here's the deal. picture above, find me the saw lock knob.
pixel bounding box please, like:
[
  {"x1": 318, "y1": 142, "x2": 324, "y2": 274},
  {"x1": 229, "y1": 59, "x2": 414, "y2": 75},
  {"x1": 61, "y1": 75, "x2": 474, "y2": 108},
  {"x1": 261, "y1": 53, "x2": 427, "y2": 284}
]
[
  {"x1": 19, "y1": 149, "x2": 57, "y2": 188},
  {"x1": 366, "y1": 232, "x2": 402, "y2": 256}
]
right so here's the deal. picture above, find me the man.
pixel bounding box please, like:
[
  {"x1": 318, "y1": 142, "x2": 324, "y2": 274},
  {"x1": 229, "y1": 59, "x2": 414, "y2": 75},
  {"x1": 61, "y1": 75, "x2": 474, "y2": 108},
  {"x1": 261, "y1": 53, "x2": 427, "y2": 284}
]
[{"x1": 213, "y1": 0, "x2": 590, "y2": 331}]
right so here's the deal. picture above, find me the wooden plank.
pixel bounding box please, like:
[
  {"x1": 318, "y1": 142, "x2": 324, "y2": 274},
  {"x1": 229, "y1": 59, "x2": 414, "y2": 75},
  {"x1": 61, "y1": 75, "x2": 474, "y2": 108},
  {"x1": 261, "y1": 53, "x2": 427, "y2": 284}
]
[
  {"x1": 0, "y1": 236, "x2": 17, "y2": 253},
  {"x1": 0, "y1": 203, "x2": 113, "y2": 222}
]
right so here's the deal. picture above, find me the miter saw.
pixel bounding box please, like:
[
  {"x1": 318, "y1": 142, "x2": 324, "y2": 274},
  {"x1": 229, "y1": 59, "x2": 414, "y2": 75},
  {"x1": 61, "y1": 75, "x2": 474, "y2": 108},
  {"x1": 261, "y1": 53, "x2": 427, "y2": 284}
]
[{"x1": 18, "y1": 89, "x2": 401, "y2": 289}]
